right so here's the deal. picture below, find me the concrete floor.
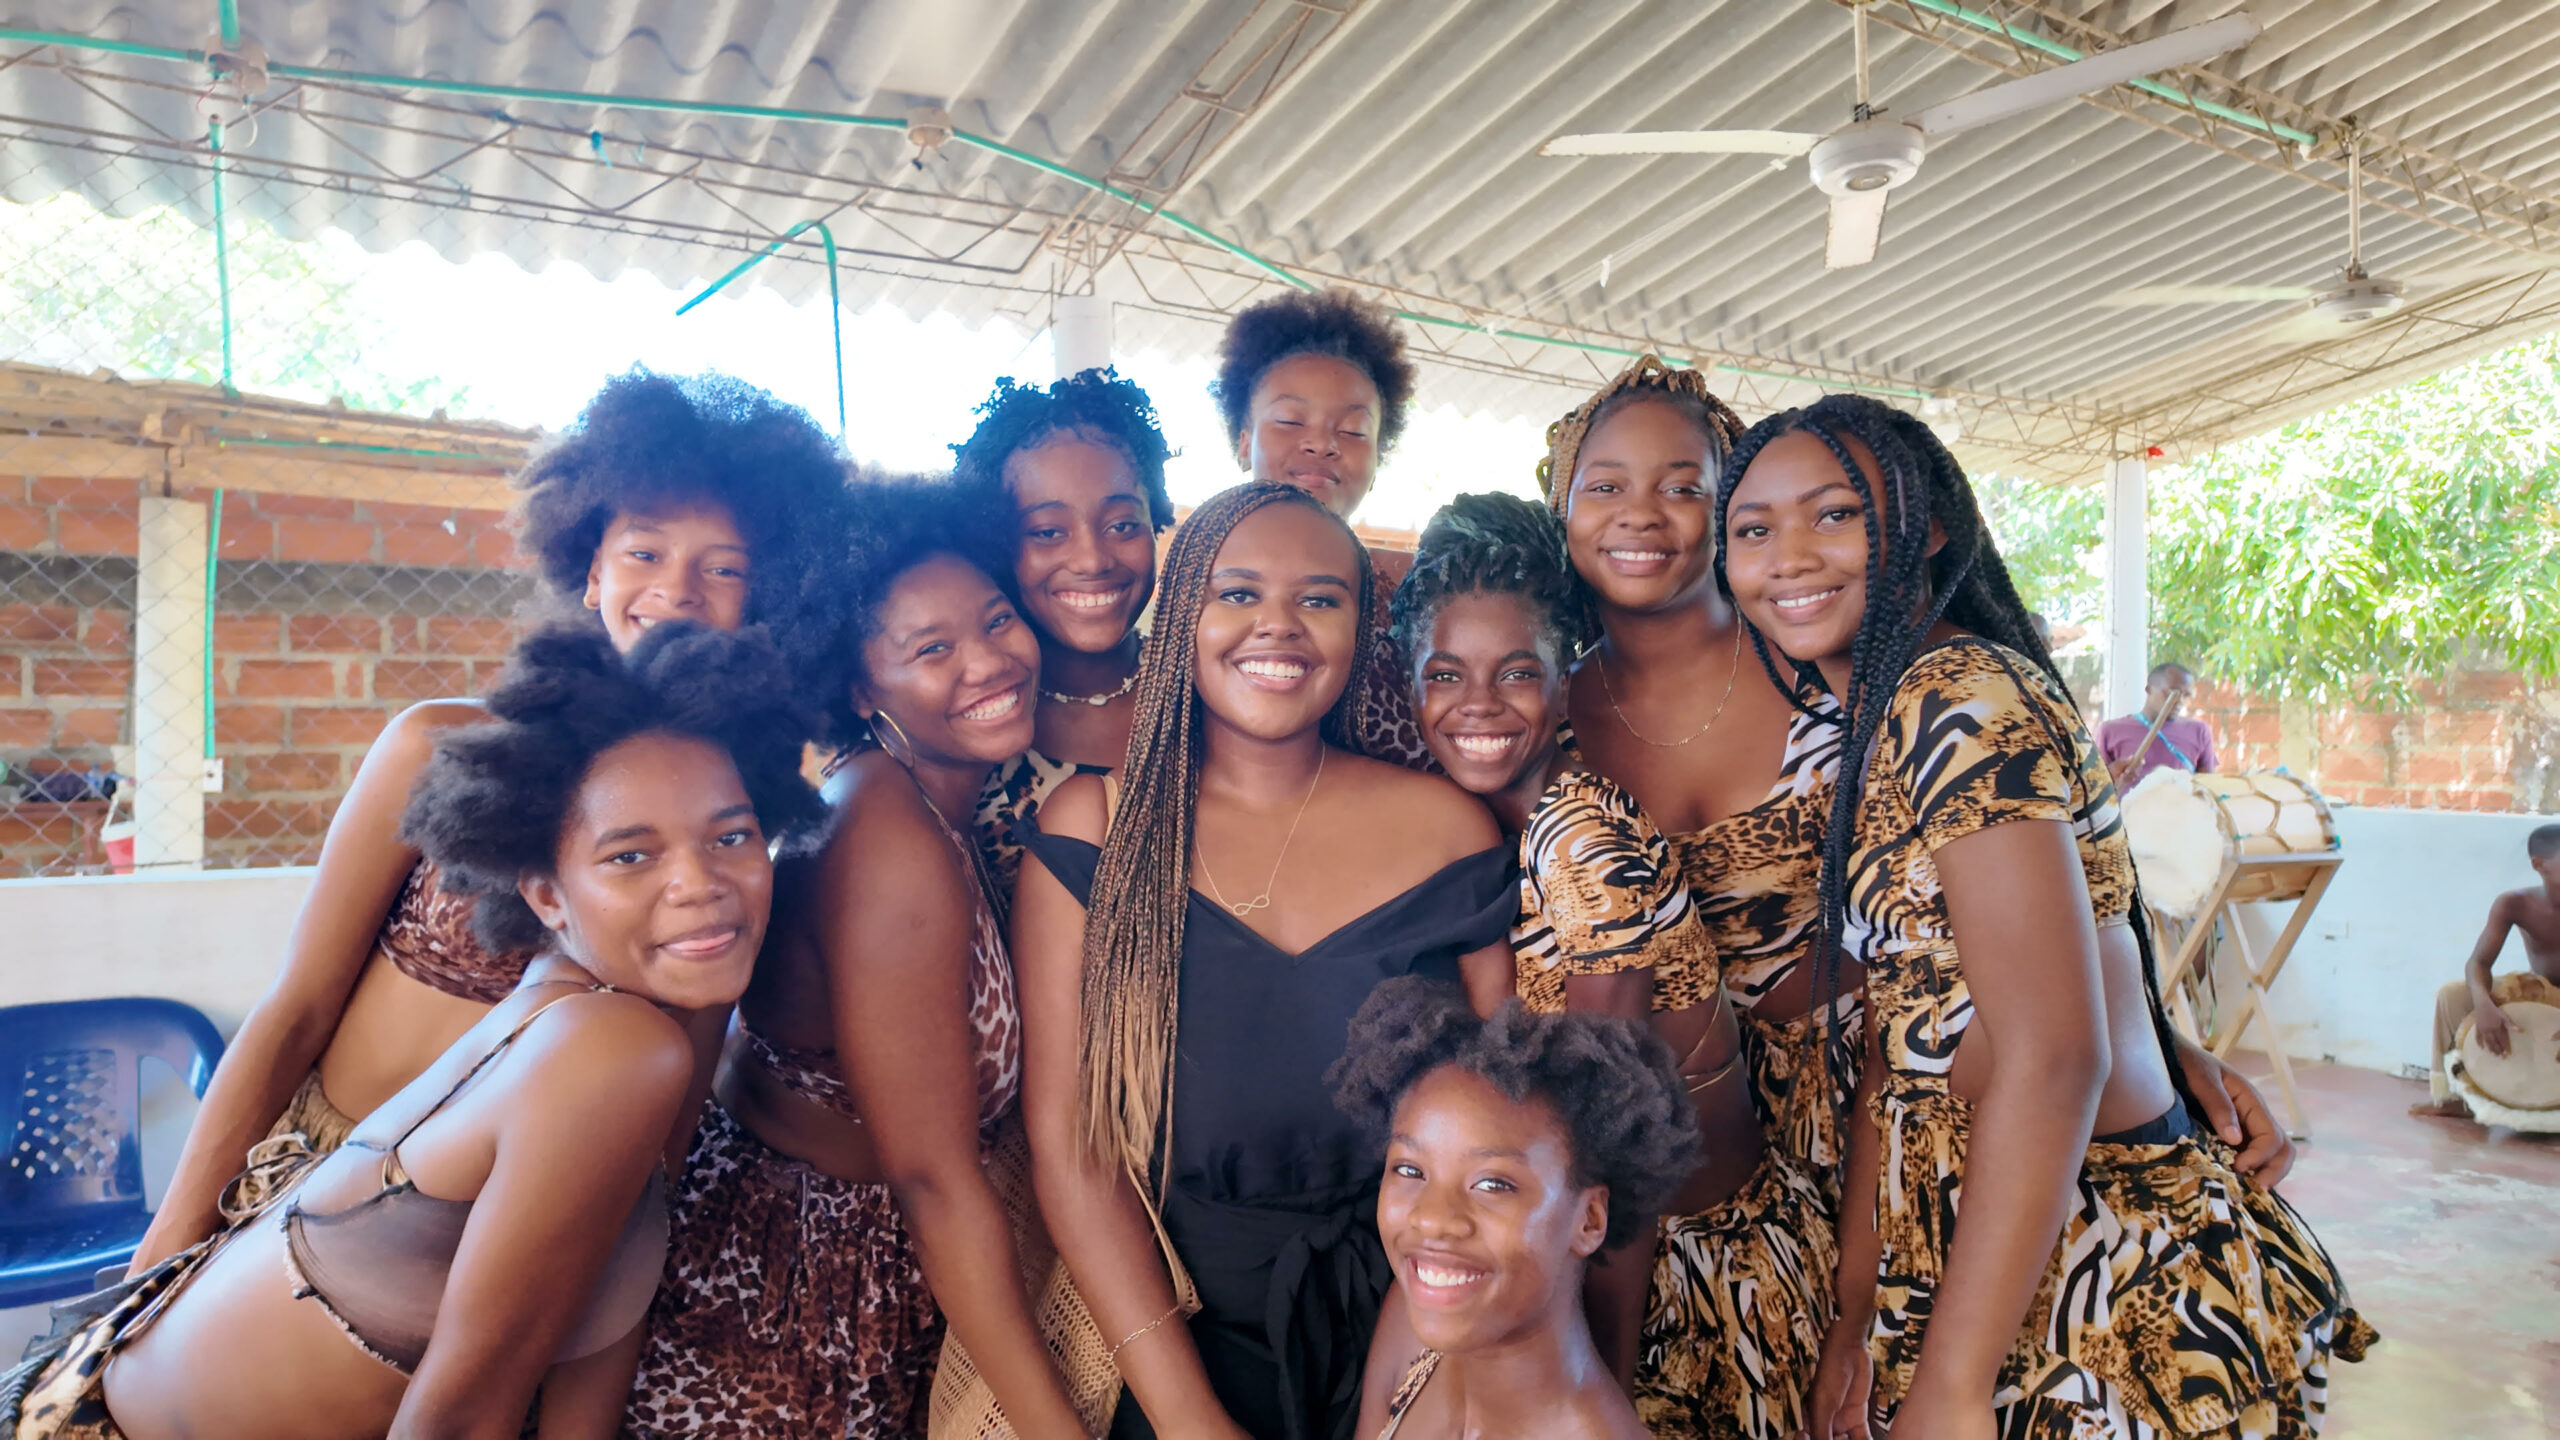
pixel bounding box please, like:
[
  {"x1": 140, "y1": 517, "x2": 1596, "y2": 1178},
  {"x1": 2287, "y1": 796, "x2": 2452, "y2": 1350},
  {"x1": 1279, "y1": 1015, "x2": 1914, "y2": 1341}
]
[{"x1": 2253, "y1": 1058, "x2": 2560, "y2": 1439}]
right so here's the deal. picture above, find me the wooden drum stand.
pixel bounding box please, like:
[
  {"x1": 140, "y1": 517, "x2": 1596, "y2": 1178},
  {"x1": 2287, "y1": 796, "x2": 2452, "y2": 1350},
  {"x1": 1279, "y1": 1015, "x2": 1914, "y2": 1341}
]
[{"x1": 2123, "y1": 771, "x2": 2345, "y2": 1140}]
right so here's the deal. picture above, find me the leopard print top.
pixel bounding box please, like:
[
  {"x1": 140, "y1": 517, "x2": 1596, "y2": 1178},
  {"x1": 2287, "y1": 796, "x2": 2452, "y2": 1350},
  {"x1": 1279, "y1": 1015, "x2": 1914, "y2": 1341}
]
[
  {"x1": 1848, "y1": 638, "x2": 2134, "y2": 1099},
  {"x1": 378, "y1": 857, "x2": 535, "y2": 1005},
  {"x1": 1511, "y1": 768, "x2": 1714, "y2": 1015},
  {"x1": 1354, "y1": 566, "x2": 1436, "y2": 771}
]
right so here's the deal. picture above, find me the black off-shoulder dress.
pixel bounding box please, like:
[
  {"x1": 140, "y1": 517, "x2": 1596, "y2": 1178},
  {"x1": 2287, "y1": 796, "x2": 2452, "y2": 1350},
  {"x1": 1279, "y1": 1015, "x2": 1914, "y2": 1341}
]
[{"x1": 1019, "y1": 824, "x2": 1517, "y2": 1440}]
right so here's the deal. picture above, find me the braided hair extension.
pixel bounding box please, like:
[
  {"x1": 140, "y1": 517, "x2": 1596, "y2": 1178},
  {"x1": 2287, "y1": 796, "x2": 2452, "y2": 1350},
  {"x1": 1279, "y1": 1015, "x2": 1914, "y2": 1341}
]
[
  {"x1": 1077, "y1": 482, "x2": 1379, "y2": 1182},
  {"x1": 1211, "y1": 289, "x2": 1419, "y2": 455},
  {"x1": 1386, "y1": 492, "x2": 1595, "y2": 678},
  {"x1": 949, "y1": 368, "x2": 1177, "y2": 536},
  {"x1": 1534, "y1": 355, "x2": 1746, "y2": 516},
  {"x1": 1711, "y1": 394, "x2": 2199, "y2": 1160}
]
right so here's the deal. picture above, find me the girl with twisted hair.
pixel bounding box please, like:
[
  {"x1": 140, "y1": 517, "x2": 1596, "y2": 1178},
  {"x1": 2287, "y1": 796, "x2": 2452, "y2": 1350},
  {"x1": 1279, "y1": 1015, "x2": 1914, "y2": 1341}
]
[
  {"x1": 1373, "y1": 492, "x2": 1836, "y2": 1439},
  {"x1": 951, "y1": 369, "x2": 1177, "y2": 896},
  {"x1": 132, "y1": 369, "x2": 849, "y2": 1273},
  {"x1": 1718, "y1": 394, "x2": 2372, "y2": 1440},
  {"x1": 1012, "y1": 482, "x2": 1517, "y2": 1440}
]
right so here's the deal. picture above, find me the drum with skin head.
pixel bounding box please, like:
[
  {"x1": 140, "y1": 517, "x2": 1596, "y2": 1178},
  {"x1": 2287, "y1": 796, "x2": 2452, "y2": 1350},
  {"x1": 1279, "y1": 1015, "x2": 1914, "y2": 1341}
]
[
  {"x1": 2450, "y1": 1000, "x2": 2560, "y2": 1129},
  {"x1": 2120, "y1": 768, "x2": 2341, "y2": 920}
]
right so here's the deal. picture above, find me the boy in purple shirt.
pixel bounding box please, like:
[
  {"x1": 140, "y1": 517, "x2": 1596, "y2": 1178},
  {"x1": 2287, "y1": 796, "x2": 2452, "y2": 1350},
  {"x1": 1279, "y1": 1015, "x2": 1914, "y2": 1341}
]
[{"x1": 2101, "y1": 662, "x2": 2217, "y2": 790}]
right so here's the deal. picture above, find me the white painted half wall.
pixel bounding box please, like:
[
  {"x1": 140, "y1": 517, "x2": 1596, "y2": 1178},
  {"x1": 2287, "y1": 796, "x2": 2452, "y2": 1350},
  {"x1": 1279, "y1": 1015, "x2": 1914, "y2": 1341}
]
[
  {"x1": 2213, "y1": 806, "x2": 2553, "y2": 1075},
  {"x1": 0, "y1": 867, "x2": 314, "y2": 1034},
  {"x1": 0, "y1": 810, "x2": 2549, "y2": 1074}
]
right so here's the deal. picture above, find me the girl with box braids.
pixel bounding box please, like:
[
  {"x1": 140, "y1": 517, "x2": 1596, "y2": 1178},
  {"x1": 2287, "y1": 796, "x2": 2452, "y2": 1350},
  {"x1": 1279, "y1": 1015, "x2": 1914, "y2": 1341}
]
[
  {"x1": 1012, "y1": 481, "x2": 1517, "y2": 1440},
  {"x1": 1718, "y1": 394, "x2": 2372, "y2": 1440}
]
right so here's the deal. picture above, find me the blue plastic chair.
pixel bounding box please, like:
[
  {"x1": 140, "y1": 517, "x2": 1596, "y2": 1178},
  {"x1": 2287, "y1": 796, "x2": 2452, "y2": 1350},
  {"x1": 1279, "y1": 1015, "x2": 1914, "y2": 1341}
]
[{"x1": 0, "y1": 998, "x2": 225, "y2": 1308}]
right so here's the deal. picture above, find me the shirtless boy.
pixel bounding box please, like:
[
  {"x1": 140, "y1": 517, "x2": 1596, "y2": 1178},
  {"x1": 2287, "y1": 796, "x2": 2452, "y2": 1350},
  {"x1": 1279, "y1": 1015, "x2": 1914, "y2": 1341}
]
[{"x1": 2411, "y1": 823, "x2": 2560, "y2": 1118}]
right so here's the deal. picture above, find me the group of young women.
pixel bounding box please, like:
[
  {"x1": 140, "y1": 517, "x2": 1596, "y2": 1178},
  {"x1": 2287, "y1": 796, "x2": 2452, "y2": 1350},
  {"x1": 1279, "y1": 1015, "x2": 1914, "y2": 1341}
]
[{"x1": 1, "y1": 292, "x2": 2375, "y2": 1440}]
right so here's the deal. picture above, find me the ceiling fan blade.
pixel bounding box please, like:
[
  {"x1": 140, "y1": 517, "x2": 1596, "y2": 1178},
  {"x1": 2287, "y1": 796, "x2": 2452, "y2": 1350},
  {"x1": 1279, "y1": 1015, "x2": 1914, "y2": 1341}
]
[
  {"x1": 1540, "y1": 129, "x2": 1824, "y2": 158},
  {"x1": 1906, "y1": 13, "x2": 2260, "y2": 138},
  {"x1": 2261, "y1": 310, "x2": 2386, "y2": 346},
  {"x1": 2092, "y1": 283, "x2": 2319, "y2": 307},
  {"x1": 2417, "y1": 252, "x2": 2560, "y2": 288},
  {"x1": 1826, "y1": 189, "x2": 1890, "y2": 270}
]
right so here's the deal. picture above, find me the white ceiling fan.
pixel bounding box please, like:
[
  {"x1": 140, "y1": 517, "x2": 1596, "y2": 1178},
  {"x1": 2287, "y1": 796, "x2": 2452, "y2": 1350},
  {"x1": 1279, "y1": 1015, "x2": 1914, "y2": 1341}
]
[
  {"x1": 1540, "y1": 7, "x2": 2261, "y2": 269},
  {"x1": 2092, "y1": 136, "x2": 2560, "y2": 342}
]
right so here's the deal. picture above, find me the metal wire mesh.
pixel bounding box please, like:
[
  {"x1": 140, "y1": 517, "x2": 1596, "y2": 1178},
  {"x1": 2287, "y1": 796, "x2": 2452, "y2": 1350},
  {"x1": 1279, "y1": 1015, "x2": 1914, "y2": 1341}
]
[{"x1": 0, "y1": 144, "x2": 542, "y2": 875}]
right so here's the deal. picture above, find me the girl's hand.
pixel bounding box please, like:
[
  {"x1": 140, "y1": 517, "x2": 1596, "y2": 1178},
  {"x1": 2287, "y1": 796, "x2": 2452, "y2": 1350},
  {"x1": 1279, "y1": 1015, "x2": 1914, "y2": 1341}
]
[
  {"x1": 1884, "y1": 1381, "x2": 1997, "y2": 1440},
  {"x1": 1805, "y1": 1318, "x2": 1875, "y2": 1440}
]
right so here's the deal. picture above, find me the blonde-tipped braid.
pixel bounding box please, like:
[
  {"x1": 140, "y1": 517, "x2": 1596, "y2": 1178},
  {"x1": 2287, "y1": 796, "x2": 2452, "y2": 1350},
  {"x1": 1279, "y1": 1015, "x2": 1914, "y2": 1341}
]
[
  {"x1": 1077, "y1": 481, "x2": 1379, "y2": 1188},
  {"x1": 1534, "y1": 354, "x2": 1747, "y2": 512}
]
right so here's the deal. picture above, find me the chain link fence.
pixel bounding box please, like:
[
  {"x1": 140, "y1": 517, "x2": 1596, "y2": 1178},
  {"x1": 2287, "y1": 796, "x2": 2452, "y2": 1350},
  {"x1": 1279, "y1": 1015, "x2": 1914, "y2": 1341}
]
[{"x1": 0, "y1": 152, "x2": 541, "y2": 876}]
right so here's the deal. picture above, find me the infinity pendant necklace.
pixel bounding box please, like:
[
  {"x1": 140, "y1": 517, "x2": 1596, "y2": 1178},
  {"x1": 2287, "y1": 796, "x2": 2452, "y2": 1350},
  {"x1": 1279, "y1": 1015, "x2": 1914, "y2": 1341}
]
[{"x1": 1198, "y1": 750, "x2": 1325, "y2": 918}]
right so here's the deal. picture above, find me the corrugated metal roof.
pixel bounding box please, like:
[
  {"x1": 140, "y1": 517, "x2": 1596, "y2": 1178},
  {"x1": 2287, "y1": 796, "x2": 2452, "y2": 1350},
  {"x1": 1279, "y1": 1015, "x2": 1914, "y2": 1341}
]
[{"x1": 1, "y1": 0, "x2": 2556, "y2": 481}]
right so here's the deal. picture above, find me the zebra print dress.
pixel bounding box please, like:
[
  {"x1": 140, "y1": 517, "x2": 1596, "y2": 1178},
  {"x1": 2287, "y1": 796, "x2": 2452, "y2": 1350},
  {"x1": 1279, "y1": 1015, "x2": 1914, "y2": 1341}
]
[
  {"x1": 1511, "y1": 768, "x2": 1835, "y2": 1440},
  {"x1": 1848, "y1": 638, "x2": 2373, "y2": 1439}
]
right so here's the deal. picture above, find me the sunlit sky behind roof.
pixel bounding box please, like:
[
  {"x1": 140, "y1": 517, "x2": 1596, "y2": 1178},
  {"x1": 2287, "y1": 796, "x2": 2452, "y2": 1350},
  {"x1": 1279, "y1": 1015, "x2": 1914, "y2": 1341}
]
[{"x1": 288, "y1": 230, "x2": 1549, "y2": 533}]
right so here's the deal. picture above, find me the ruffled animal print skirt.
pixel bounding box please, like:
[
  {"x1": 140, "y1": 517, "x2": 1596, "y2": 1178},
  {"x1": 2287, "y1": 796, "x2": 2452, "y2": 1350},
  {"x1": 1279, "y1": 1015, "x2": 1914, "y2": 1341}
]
[
  {"x1": 1636, "y1": 1149, "x2": 1839, "y2": 1440},
  {"x1": 623, "y1": 1102, "x2": 941, "y2": 1438},
  {"x1": 1869, "y1": 1090, "x2": 2376, "y2": 1439}
]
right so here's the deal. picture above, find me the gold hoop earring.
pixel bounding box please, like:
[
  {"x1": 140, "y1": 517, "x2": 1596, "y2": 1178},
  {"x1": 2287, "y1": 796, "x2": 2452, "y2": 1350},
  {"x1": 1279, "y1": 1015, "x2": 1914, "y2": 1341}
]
[{"x1": 871, "y1": 709, "x2": 917, "y2": 764}]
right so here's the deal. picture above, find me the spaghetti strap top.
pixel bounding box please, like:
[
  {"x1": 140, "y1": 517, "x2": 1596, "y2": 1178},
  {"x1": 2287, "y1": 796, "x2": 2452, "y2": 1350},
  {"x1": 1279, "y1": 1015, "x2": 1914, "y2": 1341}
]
[{"x1": 280, "y1": 982, "x2": 670, "y2": 1374}]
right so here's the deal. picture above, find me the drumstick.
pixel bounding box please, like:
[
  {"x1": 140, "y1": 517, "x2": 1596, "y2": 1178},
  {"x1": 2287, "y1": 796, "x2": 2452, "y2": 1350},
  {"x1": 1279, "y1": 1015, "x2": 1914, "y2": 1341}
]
[{"x1": 2115, "y1": 692, "x2": 2182, "y2": 780}]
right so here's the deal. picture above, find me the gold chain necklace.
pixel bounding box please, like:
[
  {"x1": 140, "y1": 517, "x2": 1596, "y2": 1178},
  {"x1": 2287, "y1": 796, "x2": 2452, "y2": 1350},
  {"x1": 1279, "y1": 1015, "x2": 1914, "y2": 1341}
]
[
  {"x1": 1197, "y1": 749, "x2": 1326, "y2": 918},
  {"x1": 1597, "y1": 624, "x2": 1742, "y2": 749}
]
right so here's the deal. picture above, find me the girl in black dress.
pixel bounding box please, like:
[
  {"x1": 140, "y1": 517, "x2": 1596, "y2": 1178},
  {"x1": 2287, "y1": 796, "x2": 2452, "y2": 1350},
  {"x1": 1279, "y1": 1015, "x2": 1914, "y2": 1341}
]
[{"x1": 1012, "y1": 482, "x2": 1518, "y2": 1440}]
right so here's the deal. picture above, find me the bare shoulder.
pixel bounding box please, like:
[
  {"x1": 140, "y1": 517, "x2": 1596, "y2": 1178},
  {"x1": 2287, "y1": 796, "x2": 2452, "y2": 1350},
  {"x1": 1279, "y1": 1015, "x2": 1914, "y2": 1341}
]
[
  {"x1": 365, "y1": 698, "x2": 489, "y2": 775},
  {"x1": 1332, "y1": 751, "x2": 1500, "y2": 855},
  {"x1": 816, "y1": 751, "x2": 967, "y2": 894},
  {"x1": 510, "y1": 988, "x2": 693, "y2": 1104},
  {"x1": 1034, "y1": 771, "x2": 1111, "y2": 846}
]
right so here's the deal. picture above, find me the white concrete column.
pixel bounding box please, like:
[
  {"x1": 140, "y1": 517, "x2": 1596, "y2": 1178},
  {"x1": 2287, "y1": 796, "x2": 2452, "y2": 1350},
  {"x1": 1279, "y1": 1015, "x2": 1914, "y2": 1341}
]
[
  {"x1": 2101, "y1": 455, "x2": 2149, "y2": 721},
  {"x1": 1052, "y1": 293, "x2": 1114, "y2": 380},
  {"x1": 132, "y1": 495, "x2": 209, "y2": 870}
]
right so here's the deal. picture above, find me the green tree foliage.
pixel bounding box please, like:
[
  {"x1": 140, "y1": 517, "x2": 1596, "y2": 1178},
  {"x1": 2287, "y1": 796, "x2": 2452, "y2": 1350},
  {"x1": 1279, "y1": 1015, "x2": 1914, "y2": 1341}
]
[
  {"x1": 1967, "y1": 335, "x2": 2560, "y2": 702},
  {"x1": 0, "y1": 193, "x2": 471, "y2": 416},
  {"x1": 1977, "y1": 470, "x2": 2103, "y2": 627},
  {"x1": 2148, "y1": 336, "x2": 2560, "y2": 701}
]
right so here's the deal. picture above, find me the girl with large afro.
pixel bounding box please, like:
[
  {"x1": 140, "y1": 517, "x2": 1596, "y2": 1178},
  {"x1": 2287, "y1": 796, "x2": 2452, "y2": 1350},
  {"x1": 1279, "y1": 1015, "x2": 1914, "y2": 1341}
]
[
  {"x1": 627, "y1": 470, "x2": 1112, "y2": 1438},
  {"x1": 133, "y1": 368, "x2": 850, "y2": 1272},
  {"x1": 11, "y1": 621, "x2": 822, "y2": 1439}
]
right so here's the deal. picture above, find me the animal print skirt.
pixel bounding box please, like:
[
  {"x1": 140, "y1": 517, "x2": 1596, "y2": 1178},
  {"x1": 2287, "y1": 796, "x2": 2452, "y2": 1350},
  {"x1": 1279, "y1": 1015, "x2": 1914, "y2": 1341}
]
[
  {"x1": 1636, "y1": 1149, "x2": 1840, "y2": 1440},
  {"x1": 1869, "y1": 1090, "x2": 2376, "y2": 1439},
  {"x1": 623, "y1": 1102, "x2": 942, "y2": 1438},
  {"x1": 1736, "y1": 993, "x2": 1862, "y2": 1189}
]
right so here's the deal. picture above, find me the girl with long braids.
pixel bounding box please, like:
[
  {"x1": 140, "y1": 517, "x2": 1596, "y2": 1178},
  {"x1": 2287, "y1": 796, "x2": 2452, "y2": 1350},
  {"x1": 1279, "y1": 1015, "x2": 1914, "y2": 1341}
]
[
  {"x1": 626, "y1": 473, "x2": 1100, "y2": 1438},
  {"x1": 6, "y1": 621, "x2": 824, "y2": 1440},
  {"x1": 1012, "y1": 482, "x2": 1517, "y2": 1440},
  {"x1": 1374, "y1": 492, "x2": 1835, "y2": 1440},
  {"x1": 952, "y1": 369, "x2": 1177, "y2": 893},
  {"x1": 132, "y1": 369, "x2": 849, "y2": 1271},
  {"x1": 1718, "y1": 394, "x2": 2373, "y2": 1440},
  {"x1": 1539, "y1": 358, "x2": 2299, "y2": 1209},
  {"x1": 1212, "y1": 289, "x2": 1436, "y2": 769}
]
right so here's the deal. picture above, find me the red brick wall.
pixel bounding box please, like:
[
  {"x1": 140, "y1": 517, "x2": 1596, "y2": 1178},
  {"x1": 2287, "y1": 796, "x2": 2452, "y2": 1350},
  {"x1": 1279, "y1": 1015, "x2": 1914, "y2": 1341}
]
[
  {"x1": 0, "y1": 475, "x2": 524, "y2": 874},
  {"x1": 2184, "y1": 670, "x2": 2551, "y2": 813}
]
